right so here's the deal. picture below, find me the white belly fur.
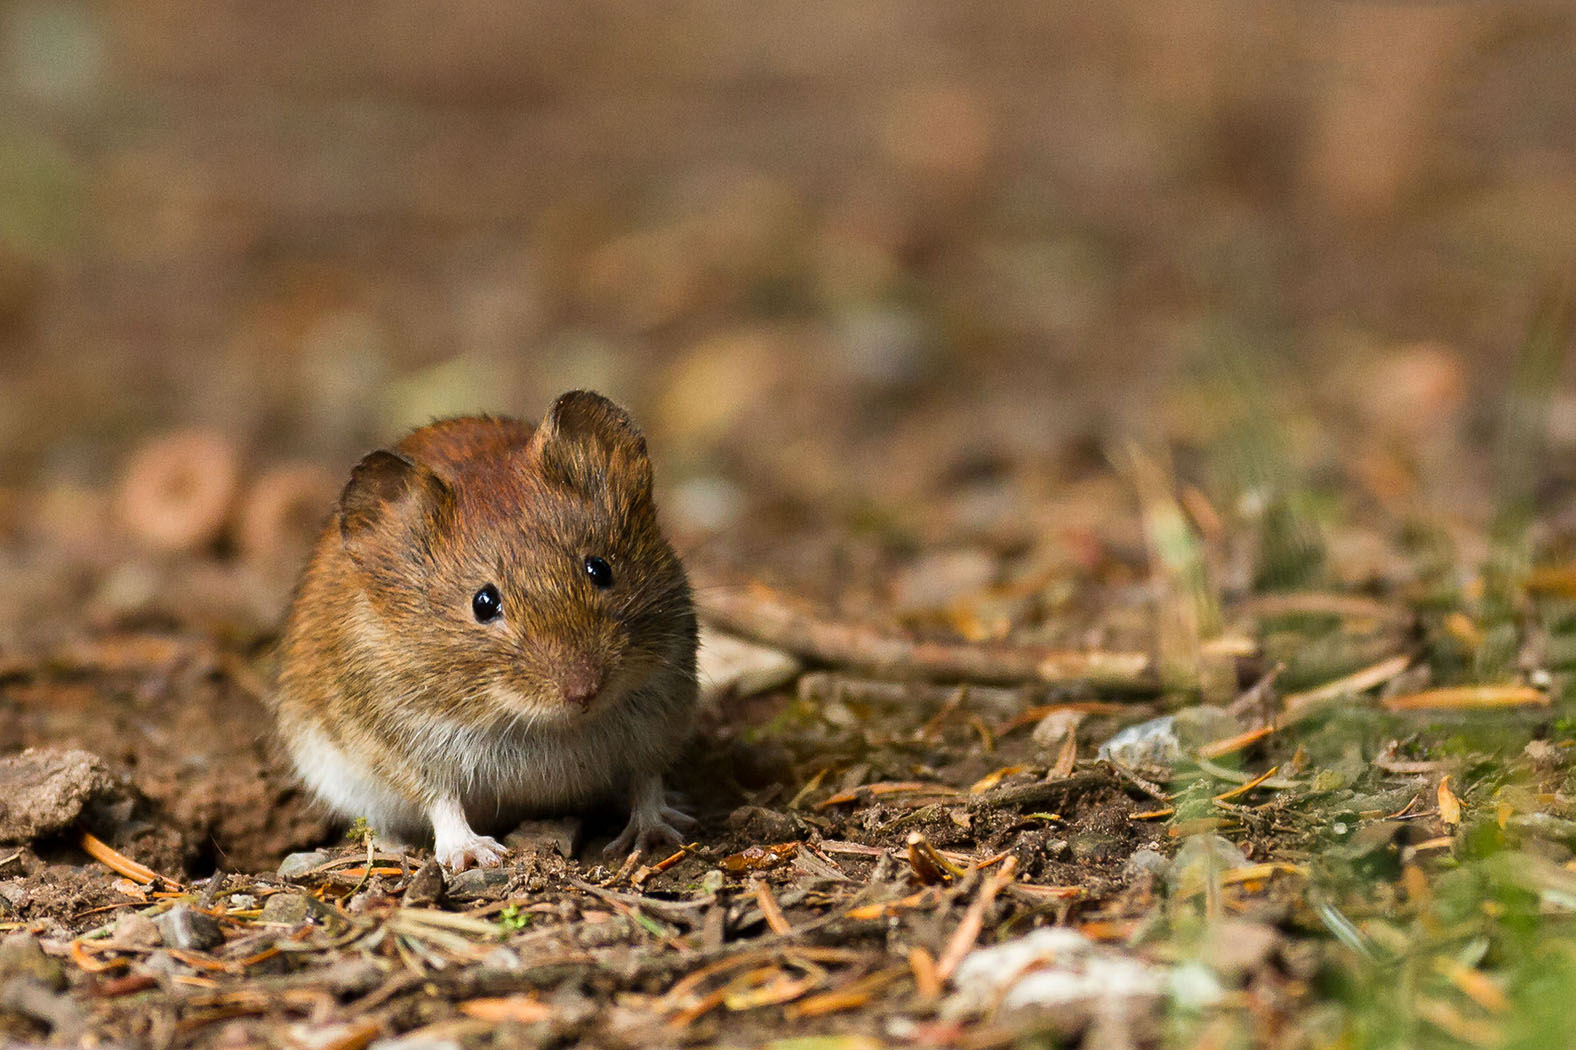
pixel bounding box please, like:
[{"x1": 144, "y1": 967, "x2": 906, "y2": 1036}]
[{"x1": 286, "y1": 696, "x2": 678, "y2": 843}]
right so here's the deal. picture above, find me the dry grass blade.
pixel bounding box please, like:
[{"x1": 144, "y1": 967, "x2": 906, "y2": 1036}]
[
  {"x1": 816, "y1": 781, "x2": 960, "y2": 808},
  {"x1": 1198, "y1": 725, "x2": 1274, "y2": 760},
  {"x1": 458, "y1": 996, "x2": 553, "y2": 1023},
  {"x1": 1383, "y1": 686, "x2": 1548, "y2": 711},
  {"x1": 908, "y1": 946, "x2": 941, "y2": 1001},
  {"x1": 936, "y1": 856, "x2": 1018, "y2": 982},
  {"x1": 79, "y1": 831, "x2": 179, "y2": 888},
  {"x1": 783, "y1": 965, "x2": 911, "y2": 1019},
  {"x1": 1437, "y1": 775, "x2": 1462, "y2": 827},
  {"x1": 751, "y1": 879, "x2": 793, "y2": 936},
  {"x1": 1213, "y1": 765, "x2": 1280, "y2": 802},
  {"x1": 1281, "y1": 653, "x2": 1411, "y2": 723}
]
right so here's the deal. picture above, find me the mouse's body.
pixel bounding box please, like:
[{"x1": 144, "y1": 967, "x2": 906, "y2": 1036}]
[{"x1": 269, "y1": 392, "x2": 698, "y2": 869}]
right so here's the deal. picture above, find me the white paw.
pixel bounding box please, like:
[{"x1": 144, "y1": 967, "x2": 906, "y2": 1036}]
[{"x1": 435, "y1": 834, "x2": 507, "y2": 871}]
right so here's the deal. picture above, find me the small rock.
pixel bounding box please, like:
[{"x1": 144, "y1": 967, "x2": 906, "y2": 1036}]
[
  {"x1": 0, "y1": 931, "x2": 64, "y2": 990},
  {"x1": 447, "y1": 866, "x2": 511, "y2": 902},
  {"x1": 1, "y1": 974, "x2": 85, "y2": 1041},
  {"x1": 1199, "y1": 919, "x2": 1280, "y2": 979},
  {"x1": 259, "y1": 892, "x2": 314, "y2": 925},
  {"x1": 403, "y1": 858, "x2": 444, "y2": 906},
  {"x1": 319, "y1": 958, "x2": 385, "y2": 997},
  {"x1": 370, "y1": 1036, "x2": 465, "y2": 1050},
  {"x1": 1167, "y1": 835, "x2": 1250, "y2": 898},
  {"x1": 726, "y1": 806, "x2": 800, "y2": 842},
  {"x1": 0, "y1": 748, "x2": 118, "y2": 844},
  {"x1": 697, "y1": 628, "x2": 802, "y2": 705},
  {"x1": 1526, "y1": 739, "x2": 1562, "y2": 770},
  {"x1": 277, "y1": 850, "x2": 330, "y2": 878},
  {"x1": 1123, "y1": 849, "x2": 1169, "y2": 881},
  {"x1": 0, "y1": 881, "x2": 28, "y2": 915},
  {"x1": 112, "y1": 911, "x2": 162, "y2": 949},
  {"x1": 1097, "y1": 717, "x2": 1181, "y2": 769},
  {"x1": 891, "y1": 548, "x2": 997, "y2": 615},
  {"x1": 287, "y1": 1022, "x2": 380, "y2": 1050},
  {"x1": 945, "y1": 926, "x2": 1164, "y2": 1024},
  {"x1": 1031, "y1": 709, "x2": 1085, "y2": 750},
  {"x1": 155, "y1": 906, "x2": 223, "y2": 952},
  {"x1": 504, "y1": 818, "x2": 578, "y2": 859}
]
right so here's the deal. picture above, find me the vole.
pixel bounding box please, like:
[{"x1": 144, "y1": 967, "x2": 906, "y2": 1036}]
[{"x1": 269, "y1": 391, "x2": 699, "y2": 870}]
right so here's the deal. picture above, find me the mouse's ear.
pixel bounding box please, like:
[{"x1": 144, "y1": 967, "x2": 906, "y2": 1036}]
[
  {"x1": 528, "y1": 390, "x2": 653, "y2": 497},
  {"x1": 338, "y1": 449, "x2": 453, "y2": 567}
]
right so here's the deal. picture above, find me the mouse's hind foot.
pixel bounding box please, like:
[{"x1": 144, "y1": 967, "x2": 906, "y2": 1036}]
[{"x1": 604, "y1": 774, "x2": 696, "y2": 857}]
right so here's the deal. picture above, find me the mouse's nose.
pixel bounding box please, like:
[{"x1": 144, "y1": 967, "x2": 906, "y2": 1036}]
[{"x1": 558, "y1": 658, "x2": 605, "y2": 708}]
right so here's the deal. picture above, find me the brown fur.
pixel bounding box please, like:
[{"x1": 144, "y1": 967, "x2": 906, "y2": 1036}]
[{"x1": 269, "y1": 392, "x2": 698, "y2": 842}]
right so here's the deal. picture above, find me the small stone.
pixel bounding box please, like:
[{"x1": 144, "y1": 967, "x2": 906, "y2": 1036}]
[
  {"x1": 277, "y1": 850, "x2": 330, "y2": 878},
  {"x1": 259, "y1": 892, "x2": 313, "y2": 925},
  {"x1": 155, "y1": 906, "x2": 223, "y2": 952},
  {"x1": 504, "y1": 818, "x2": 578, "y2": 859},
  {"x1": 1031, "y1": 709, "x2": 1085, "y2": 750},
  {"x1": 318, "y1": 958, "x2": 384, "y2": 997},
  {"x1": 1199, "y1": 919, "x2": 1280, "y2": 979},
  {"x1": 0, "y1": 931, "x2": 64, "y2": 990},
  {"x1": 112, "y1": 911, "x2": 162, "y2": 948},
  {"x1": 891, "y1": 547, "x2": 997, "y2": 615},
  {"x1": 403, "y1": 858, "x2": 444, "y2": 906},
  {"x1": 1167, "y1": 835, "x2": 1250, "y2": 897},
  {"x1": 1097, "y1": 716, "x2": 1181, "y2": 769},
  {"x1": 287, "y1": 1022, "x2": 380, "y2": 1050},
  {"x1": 697, "y1": 628, "x2": 802, "y2": 705},
  {"x1": 0, "y1": 881, "x2": 28, "y2": 914},
  {"x1": 447, "y1": 866, "x2": 511, "y2": 902},
  {"x1": 1525, "y1": 739, "x2": 1561, "y2": 770},
  {"x1": 1123, "y1": 849, "x2": 1169, "y2": 881},
  {"x1": 726, "y1": 806, "x2": 800, "y2": 842},
  {"x1": 370, "y1": 1036, "x2": 465, "y2": 1050},
  {"x1": 0, "y1": 748, "x2": 118, "y2": 844}
]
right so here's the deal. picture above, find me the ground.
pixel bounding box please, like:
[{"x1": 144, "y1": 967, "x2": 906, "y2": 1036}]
[{"x1": 4, "y1": 4, "x2": 1576, "y2": 1049}]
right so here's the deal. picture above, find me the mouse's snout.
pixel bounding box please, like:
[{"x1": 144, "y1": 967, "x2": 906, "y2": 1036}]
[{"x1": 556, "y1": 655, "x2": 606, "y2": 708}]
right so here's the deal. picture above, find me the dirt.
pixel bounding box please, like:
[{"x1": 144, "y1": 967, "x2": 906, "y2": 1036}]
[{"x1": 4, "y1": 3, "x2": 1576, "y2": 1048}]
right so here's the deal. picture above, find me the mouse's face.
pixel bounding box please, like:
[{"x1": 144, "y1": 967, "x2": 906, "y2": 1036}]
[{"x1": 339, "y1": 393, "x2": 696, "y2": 730}]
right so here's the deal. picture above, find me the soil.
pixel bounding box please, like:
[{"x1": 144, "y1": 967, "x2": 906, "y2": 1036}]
[{"x1": 4, "y1": 4, "x2": 1576, "y2": 1048}]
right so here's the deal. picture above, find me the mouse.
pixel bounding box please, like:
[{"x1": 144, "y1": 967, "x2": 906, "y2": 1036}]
[{"x1": 268, "y1": 390, "x2": 699, "y2": 870}]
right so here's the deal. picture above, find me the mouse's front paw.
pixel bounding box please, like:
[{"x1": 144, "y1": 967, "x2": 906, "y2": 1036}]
[{"x1": 435, "y1": 833, "x2": 507, "y2": 871}]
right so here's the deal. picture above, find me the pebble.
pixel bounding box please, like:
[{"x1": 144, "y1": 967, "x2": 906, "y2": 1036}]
[
  {"x1": 504, "y1": 818, "x2": 578, "y2": 859},
  {"x1": 259, "y1": 892, "x2": 314, "y2": 925},
  {"x1": 155, "y1": 905, "x2": 223, "y2": 952},
  {"x1": 318, "y1": 958, "x2": 385, "y2": 997},
  {"x1": 726, "y1": 805, "x2": 801, "y2": 842},
  {"x1": 0, "y1": 748, "x2": 117, "y2": 843},
  {"x1": 277, "y1": 850, "x2": 330, "y2": 878},
  {"x1": 369, "y1": 1037, "x2": 464, "y2": 1050},
  {"x1": 113, "y1": 910, "x2": 162, "y2": 948},
  {"x1": 0, "y1": 931, "x2": 64, "y2": 990},
  {"x1": 446, "y1": 866, "x2": 511, "y2": 902},
  {"x1": 890, "y1": 547, "x2": 997, "y2": 615},
  {"x1": 403, "y1": 858, "x2": 444, "y2": 906},
  {"x1": 697, "y1": 628, "x2": 802, "y2": 705}
]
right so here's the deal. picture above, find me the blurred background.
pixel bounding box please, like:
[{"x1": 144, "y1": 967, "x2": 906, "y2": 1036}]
[{"x1": 1, "y1": 2, "x2": 1574, "y2": 629}]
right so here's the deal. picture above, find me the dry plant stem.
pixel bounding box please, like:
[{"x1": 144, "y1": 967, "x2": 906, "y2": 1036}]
[
  {"x1": 79, "y1": 831, "x2": 178, "y2": 888},
  {"x1": 936, "y1": 856, "x2": 1018, "y2": 981},
  {"x1": 700, "y1": 586, "x2": 1156, "y2": 691},
  {"x1": 751, "y1": 879, "x2": 793, "y2": 936}
]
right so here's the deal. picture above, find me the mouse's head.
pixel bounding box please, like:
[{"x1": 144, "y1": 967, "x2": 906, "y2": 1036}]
[{"x1": 337, "y1": 391, "x2": 696, "y2": 728}]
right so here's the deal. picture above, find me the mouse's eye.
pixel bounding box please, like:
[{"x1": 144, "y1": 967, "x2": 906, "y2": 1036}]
[
  {"x1": 471, "y1": 584, "x2": 503, "y2": 623},
  {"x1": 583, "y1": 555, "x2": 614, "y2": 589}
]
